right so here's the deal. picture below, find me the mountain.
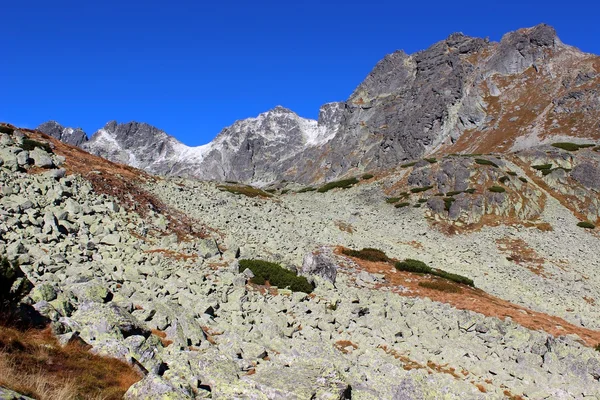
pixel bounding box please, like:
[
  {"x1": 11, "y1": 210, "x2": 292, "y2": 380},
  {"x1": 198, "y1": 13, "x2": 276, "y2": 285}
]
[
  {"x1": 37, "y1": 120, "x2": 88, "y2": 146},
  {"x1": 2, "y1": 123, "x2": 600, "y2": 398},
  {"x1": 53, "y1": 24, "x2": 600, "y2": 185}
]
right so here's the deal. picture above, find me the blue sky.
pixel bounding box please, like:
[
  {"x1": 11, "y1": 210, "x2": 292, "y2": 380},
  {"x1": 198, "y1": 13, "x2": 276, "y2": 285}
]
[{"x1": 2, "y1": 0, "x2": 599, "y2": 146}]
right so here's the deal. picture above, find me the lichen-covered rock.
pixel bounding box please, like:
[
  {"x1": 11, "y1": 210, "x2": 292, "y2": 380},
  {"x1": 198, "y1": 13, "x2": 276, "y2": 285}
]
[{"x1": 301, "y1": 250, "x2": 338, "y2": 283}]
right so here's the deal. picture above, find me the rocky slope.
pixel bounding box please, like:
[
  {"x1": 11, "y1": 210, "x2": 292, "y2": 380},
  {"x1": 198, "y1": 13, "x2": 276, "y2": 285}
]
[
  {"x1": 1, "y1": 125, "x2": 600, "y2": 398},
  {"x1": 51, "y1": 24, "x2": 600, "y2": 185}
]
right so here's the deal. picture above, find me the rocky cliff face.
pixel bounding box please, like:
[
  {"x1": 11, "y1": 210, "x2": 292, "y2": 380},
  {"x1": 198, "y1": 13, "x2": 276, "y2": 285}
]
[
  {"x1": 37, "y1": 121, "x2": 88, "y2": 147},
  {"x1": 52, "y1": 24, "x2": 600, "y2": 185}
]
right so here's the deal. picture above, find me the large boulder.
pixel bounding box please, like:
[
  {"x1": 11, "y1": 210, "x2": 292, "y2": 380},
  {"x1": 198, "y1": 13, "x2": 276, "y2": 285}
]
[{"x1": 300, "y1": 250, "x2": 338, "y2": 283}]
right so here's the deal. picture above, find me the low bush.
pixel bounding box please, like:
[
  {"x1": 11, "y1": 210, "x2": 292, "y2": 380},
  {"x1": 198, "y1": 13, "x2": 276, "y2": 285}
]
[
  {"x1": 401, "y1": 162, "x2": 417, "y2": 168},
  {"x1": 0, "y1": 125, "x2": 14, "y2": 135},
  {"x1": 434, "y1": 270, "x2": 474, "y2": 287},
  {"x1": 443, "y1": 197, "x2": 455, "y2": 212},
  {"x1": 281, "y1": 189, "x2": 290, "y2": 194},
  {"x1": 499, "y1": 176, "x2": 510, "y2": 184},
  {"x1": 418, "y1": 280, "x2": 462, "y2": 293},
  {"x1": 519, "y1": 177, "x2": 528, "y2": 183},
  {"x1": 385, "y1": 197, "x2": 401, "y2": 204},
  {"x1": 465, "y1": 188, "x2": 476, "y2": 194},
  {"x1": 218, "y1": 184, "x2": 273, "y2": 198},
  {"x1": 395, "y1": 259, "x2": 432, "y2": 274},
  {"x1": 361, "y1": 173, "x2": 374, "y2": 180},
  {"x1": 21, "y1": 139, "x2": 52, "y2": 153},
  {"x1": 341, "y1": 248, "x2": 389, "y2": 262},
  {"x1": 317, "y1": 177, "x2": 359, "y2": 193},
  {"x1": 239, "y1": 259, "x2": 313, "y2": 293},
  {"x1": 394, "y1": 202, "x2": 410, "y2": 208},
  {"x1": 413, "y1": 203, "x2": 421, "y2": 208},
  {"x1": 297, "y1": 187, "x2": 316, "y2": 193},
  {"x1": 396, "y1": 258, "x2": 475, "y2": 287},
  {"x1": 410, "y1": 185, "x2": 433, "y2": 193},
  {"x1": 488, "y1": 186, "x2": 506, "y2": 193},
  {"x1": 417, "y1": 198, "x2": 428, "y2": 203},
  {"x1": 424, "y1": 158, "x2": 437, "y2": 164},
  {"x1": 445, "y1": 190, "x2": 463, "y2": 196},
  {"x1": 541, "y1": 167, "x2": 571, "y2": 176},
  {"x1": 475, "y1": 158, "x2": 499, "y2": 168},
  {"x1": 551, "y1": 142, "x2": 595, "y2": 152},
  {"x1": 577, "y1": 221, "x2": 596, "y2": 229},
  {"x1": 531, "y1": 164, "x2": 552, "y2": 171},
  {"x1": 507, "y1": 171, "x2": 518, "y2": 176}
]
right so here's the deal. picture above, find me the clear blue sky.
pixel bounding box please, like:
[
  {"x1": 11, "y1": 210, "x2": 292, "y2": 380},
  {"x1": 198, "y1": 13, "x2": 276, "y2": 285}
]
[{"x1": 2, "y1": 0, "x2": 599, "y2": 146}]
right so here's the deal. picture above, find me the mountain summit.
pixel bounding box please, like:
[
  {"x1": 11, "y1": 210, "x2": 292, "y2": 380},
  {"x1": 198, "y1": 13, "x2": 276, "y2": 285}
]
[{"x1": 47, "y1": 24, "x2": 600, "y2": 184}]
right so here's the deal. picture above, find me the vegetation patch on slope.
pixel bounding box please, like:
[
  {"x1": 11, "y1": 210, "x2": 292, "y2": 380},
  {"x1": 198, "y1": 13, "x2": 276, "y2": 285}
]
[
  {"x1": 317, "y1": 177, "x2": 359, "y2": 193},
  {"x1": 341, "y1": 248, "x2": 389, "y2": 262},
  {"x1": 239, "y1": 259, "x2": 314, "y2": 293},
  {"x1": 218, "y1": 184, "x2": 274, "y2": 198}
]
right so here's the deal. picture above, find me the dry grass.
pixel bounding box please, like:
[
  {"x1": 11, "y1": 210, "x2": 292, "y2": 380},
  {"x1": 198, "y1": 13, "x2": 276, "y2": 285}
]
[
  {"x1": 145, "y1": 249, "x2": 199, "y2": 261},
  {"x1": 334, "y1": 221, "x2": 354, "y2": 234},
  {"x1": 418, "y1": 280, "x2": 463, "y2": 293},
  {"x1": 0, "y1": 325, "x2": 140, "y2": 399},
  {"x1": 496, "y1": 237, "x2": 547, "y2": 277},
  {"x1": 334, "y1": 340, "x2": 358, "y2": 354}
]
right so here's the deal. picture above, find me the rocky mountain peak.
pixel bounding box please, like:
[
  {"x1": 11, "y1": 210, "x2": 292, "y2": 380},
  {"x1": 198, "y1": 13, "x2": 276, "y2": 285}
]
[{"x1": 37, "y1": 120, "x2": 88, "y2": 147}]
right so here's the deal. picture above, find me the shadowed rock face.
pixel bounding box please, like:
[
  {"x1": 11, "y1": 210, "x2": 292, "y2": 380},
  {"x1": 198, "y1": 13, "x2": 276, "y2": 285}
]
[
  {"x1": 56, "y1": 24, "x2": 598, "y2": 185},
  {"x1": 37, "y1": 121, "x2": 88, "y2": 147}
]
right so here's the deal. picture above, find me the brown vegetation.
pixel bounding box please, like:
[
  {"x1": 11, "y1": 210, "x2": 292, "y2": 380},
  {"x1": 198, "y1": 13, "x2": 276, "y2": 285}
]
[
  {"x1": 0, "y1": 324, "x2": 140, "y2": 399},
  {"x1": 335, "y1": 247, "x2": 600, "y2": 347}
]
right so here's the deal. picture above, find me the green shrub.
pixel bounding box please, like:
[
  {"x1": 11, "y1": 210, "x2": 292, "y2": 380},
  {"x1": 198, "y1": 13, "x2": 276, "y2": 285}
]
[
  {"x1": 499, "y1": 176, "x2": 510, "y2": 184},
  {"x1": 21, "y1": 138, "x2": 52, "y2": 153},
  {"x1": 577, "y1": 221, "x2": 596, "y2": 229},
  {"x1": 475, "y1": 158, "x2": 499, "y2": 168},
  {"x1": 341, "y1": 248, "x2": 389, "y2": 262},
  {"x1": 418, "y1": 281, "x2": 462, "y2": 293},
  {"x1": 317, "y1": 177, "x2": 359, "y2": 193},
  {"x1": 595, "y1": 343, "x2": 600, "y2": 352},
  {"x1": 443, "y1": 197, "x2": 455, "y2": 212},
  {"x1": 507, "y1": 171, "x2": 518, "y2": 176},
  {"x1": 434, "y1": 270, "x2": 474, "y2": 287},
  {"x1": 445, "y1": 191, "x2": 463, "y2": 196},
  {"x1": 541, "y1": 167, "x2": 571, "y2": 176},
  {"x1": 401, "y1": 162, "x2": 417, "y2": 168},
  {"x1": 239, "y1": 259, "x2": 313, "y2": 293},
  {"x1": 413, "y1": 203, "x2": 421, "y2": 208},
  {"x1": 551, "y1": 142, "x2": 595, "y2": 151},
  {"x1": 0, "y1": 125, "x2": 14, "y2": 135},
  {"x1": 361, "y1": 173, "x2": 374, "y2": 180},
  {"x1": 281, "y1": 189, "x2": 290, "y2": 194},
  {"x1": 531, "y1": 164, "x2": 552, "y2": 171},
  {"x1": 594, "y1": 146, "x2": 600, "y2": 152},
  {"x1": 394, "y1": 202, "x2": 410, "y2": 208},
  {"x1": 395, "y1": 259, "x2": 432, "y2": 274},
  {"x1": 395, "y1": 258, "x2": 475, "y2": 287},
  {"x1": 417, "y1": 198, "x2": 428, "y2": 203},
  {"x1": 488, "y1": 186, "x2": 506, "y2": 193},
  {"x1": 519, "y1": 177, "x2": 528, "y2": 183},
  {"x1": 218, "y1": 184, "x2": 273, "y2": 198},
  {"x1": 385, "y1": 197, "x2": 401, "y2": 204},
  {"x1": 424, "y1": 158, "x2": 437, "y2": 164},
  {"x1": 297, "y1": 187, "x2": 316, "y2": 193},
  {"x1": 265, "y1": 189, "x2": 277, "y2": 193},
  {"x1": 410, "y1": 185, "x2": 433, "y2": 193},
  {"x1": 465, "y1": 188, "x2": 476, "y2": 194}
]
